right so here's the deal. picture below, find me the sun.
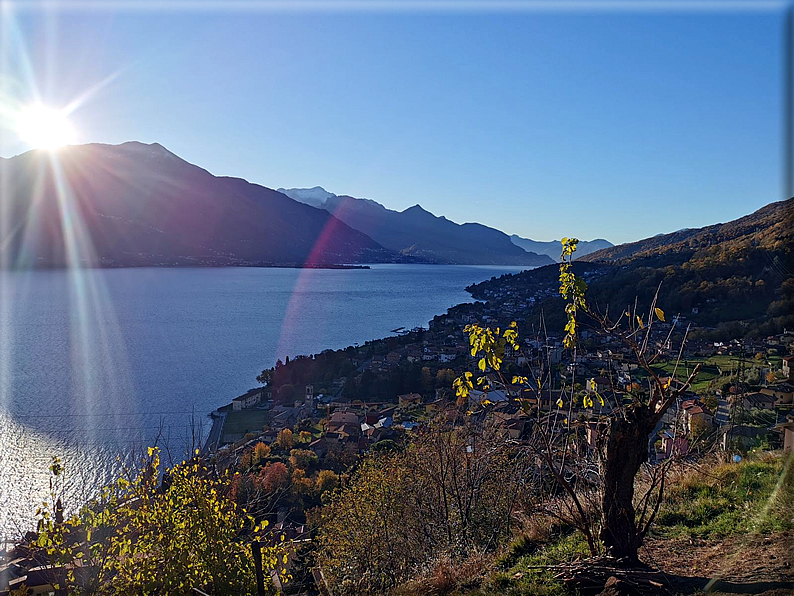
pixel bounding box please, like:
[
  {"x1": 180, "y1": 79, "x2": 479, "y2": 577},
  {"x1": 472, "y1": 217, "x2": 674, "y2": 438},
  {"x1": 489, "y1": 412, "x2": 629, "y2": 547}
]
[{"x1": 17, "y1": 104, "x2": 77, "y2": 150}]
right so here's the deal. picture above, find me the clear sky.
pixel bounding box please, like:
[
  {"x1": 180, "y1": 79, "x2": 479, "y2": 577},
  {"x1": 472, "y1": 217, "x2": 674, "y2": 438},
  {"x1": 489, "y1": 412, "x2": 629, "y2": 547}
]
[{"x1": 0, "y1": 1, "x2": 785, "y2": 244}]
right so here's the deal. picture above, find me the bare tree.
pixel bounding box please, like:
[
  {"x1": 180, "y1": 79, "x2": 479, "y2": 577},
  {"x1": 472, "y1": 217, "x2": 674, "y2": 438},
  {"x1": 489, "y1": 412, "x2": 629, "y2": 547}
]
[{"x1": 455, "y1": 238, "x2": 702, "y2": 565}]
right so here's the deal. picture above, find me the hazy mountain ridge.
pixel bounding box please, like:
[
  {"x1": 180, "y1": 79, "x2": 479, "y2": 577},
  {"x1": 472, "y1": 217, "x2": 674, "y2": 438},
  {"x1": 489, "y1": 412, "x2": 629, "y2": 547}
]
[
  {"x1": 579, "y1": 198, "x2": 793, "y2": 263},
  {"x1": 473, "y1": 198, "x2": 794, "y2": 338},
  {"x1": 509, "y1": 235, "x2": 613, "y2": 262},
  {"x1": 0, "y1": 142, "x2": 396, "y2": 268},
  {"x1": 280, "y1": 187, "x2": 554, "y2": 266}
]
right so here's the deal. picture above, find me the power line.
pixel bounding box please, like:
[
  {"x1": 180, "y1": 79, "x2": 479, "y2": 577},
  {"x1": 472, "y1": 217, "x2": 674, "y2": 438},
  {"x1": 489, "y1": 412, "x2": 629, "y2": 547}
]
[
  {"x1": 11, "y1": 410, "x2": 202, "y2": 418},
  {"x1": 21, "y1": 424, "x2": 202, "y2": 432}
]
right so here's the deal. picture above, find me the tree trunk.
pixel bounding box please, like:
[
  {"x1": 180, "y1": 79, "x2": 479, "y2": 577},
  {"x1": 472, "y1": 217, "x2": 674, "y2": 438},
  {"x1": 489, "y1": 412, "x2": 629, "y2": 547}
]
[{"x1": 599, "y1": 409, "x2": 654, "y2": 564}]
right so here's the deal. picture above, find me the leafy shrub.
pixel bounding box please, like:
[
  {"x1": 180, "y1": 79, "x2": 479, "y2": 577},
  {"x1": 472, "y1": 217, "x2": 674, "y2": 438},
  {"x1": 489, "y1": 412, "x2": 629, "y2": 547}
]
[{"x1": 32, "y1": 449, "x2": 286, "y2": 595}]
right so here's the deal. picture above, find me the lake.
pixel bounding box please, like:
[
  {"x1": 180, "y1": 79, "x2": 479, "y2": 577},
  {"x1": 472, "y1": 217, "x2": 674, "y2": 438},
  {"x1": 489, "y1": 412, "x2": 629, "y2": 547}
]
[{"x1": 0, "y1": 264, "x2": 526, "y2": 534}]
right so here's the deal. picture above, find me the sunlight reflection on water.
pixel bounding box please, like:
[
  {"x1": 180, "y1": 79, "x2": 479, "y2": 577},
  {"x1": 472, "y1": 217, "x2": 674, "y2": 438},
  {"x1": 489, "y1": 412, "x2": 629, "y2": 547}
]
[{"x1": 0, "y1": 264, "x2": 528, "y2": 534}]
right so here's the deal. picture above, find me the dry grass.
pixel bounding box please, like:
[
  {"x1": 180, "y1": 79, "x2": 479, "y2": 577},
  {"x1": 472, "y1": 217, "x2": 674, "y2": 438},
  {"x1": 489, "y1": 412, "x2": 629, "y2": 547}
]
[
  {"x1": 387, "y1": 451, "x2": 794, "y2": 596},
  {"x1": 454, "y1": 450, "x2": 794, "y2": 596},
  {"x1": 394, "y1": 552, "x2": 495, "y2": 596}
]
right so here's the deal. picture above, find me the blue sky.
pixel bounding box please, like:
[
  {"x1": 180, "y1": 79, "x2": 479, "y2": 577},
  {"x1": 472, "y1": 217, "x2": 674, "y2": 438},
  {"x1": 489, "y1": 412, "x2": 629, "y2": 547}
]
[{"x1": 0, "y1": 2, "x2": 784, "y2": 244}]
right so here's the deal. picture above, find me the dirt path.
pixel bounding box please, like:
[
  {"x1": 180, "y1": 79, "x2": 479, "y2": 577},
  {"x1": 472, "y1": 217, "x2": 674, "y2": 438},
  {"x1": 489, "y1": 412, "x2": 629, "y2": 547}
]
[{"x1": 641, "y1": 532, "x2": 794, "y2": 595}]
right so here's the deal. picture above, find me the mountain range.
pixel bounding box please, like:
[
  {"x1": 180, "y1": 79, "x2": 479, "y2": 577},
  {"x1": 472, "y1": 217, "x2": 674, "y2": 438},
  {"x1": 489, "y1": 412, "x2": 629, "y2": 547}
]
[
  {"x1": 579, "y1": 199, "x2": 792, "y2": 264},
  {"x1": 279, "y1": 187, "x2": 611, "y2": 266},
  {"x1": 0, "y1": 142, "x2": 401, "y2": 268},
  {"x1": 0, "y1": 142, "x2": 612, "y2": 269},
  {"x1": 509, "y1": 235, "x2": 613, "y2": 262},
  {"x1": 278, "y1": 187, "x2": 553, "y2": 266},
  {"x1": 470, "y1": 197, "x2": 794, "y2": 338}
]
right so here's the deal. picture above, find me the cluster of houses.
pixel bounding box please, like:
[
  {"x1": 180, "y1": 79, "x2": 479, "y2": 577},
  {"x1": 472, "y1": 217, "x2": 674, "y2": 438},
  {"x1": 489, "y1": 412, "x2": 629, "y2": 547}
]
[
  {"x1": 466, "y1": 266, "x2": 609, "y2": 319},
  {"x1": 654, "y1": 364, "x2": 794, "y2": 456},
  {"x1": 211, "y1": 278, "x2": 794, "y2": 472},
  {"x1": 455, "y1": 282, "x2": 794, "y2": 457},
  {"x1": 363, "y1": 343, "x2": 467, "y2": 374},
  {"x1": 215, "y1": 382, "x2": 439, "y2": 462},
  {"x1": 305, "y1": 399, "x2": 426, "y2": 458}
]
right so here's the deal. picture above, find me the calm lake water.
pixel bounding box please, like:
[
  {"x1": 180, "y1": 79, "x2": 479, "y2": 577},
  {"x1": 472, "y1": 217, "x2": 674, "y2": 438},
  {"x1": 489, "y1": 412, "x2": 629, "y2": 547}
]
[{"x1": 0, "y1": 264, "x2": 526, "y2": 534}]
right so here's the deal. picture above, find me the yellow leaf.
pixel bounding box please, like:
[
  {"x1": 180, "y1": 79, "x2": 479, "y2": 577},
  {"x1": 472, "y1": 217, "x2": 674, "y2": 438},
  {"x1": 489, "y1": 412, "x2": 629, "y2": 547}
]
[
  {"x1": 636, "y1": 315, "x2": 644, "y2": 329},
  {"x1": 654, "y1": 307, "x2": 665, "y2": 322}
]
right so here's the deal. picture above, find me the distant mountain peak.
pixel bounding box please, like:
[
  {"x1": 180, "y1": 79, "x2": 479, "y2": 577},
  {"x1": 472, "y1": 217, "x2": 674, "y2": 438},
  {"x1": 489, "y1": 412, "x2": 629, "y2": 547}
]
[
  {"x1": 276, "y1": 187, "x2": 553, "y2": 265},
  {"x1": 0, "y1": 143, "x2": 394, "y2": 268},
  {"x1": 278, "y1": 186, "x2": 337, "y2": 208},
  {"x1": 334, "y1": 195, "x2": 385, "y2": 210},
  {"x1": 80, "y1": 141, "x2": 185, "y2": 165},
  {"x1": 401, "y1": 204, "x2": 433, "y2": 217},
  {"x1": 119, "y1": 140, "x2": 171, "y2": 153},
  {"x1": 510, "y1": 235, "x2": 613, "y2": 262}
]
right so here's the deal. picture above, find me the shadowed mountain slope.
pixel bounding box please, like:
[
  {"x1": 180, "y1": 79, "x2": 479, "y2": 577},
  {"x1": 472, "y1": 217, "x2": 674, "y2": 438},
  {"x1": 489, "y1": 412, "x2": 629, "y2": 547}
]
[
  {"x1": 470, "y1": 198, "x2": 794, "y2": 337},
  {"x1": 509, "y1": 235, "x2": 613, "y2": 262},
  {"x1": 0, "y1": 143, "x2": 395, "y2": 268},
  {"x1": 280, "y1": 187, "x2": 553, "y2": 266}
]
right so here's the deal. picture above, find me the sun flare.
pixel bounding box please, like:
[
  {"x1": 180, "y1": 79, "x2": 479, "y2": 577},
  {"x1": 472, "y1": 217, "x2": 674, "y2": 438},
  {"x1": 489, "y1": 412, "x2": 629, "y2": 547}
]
[{"x1": 17, "y1": 104, "x2": 77, "y2": 150}]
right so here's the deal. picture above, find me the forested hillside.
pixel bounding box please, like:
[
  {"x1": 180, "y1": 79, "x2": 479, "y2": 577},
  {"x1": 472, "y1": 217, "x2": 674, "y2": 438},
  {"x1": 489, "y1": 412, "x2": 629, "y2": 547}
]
[{"x1": 470, "y1": 199, "x2": 794, "y2": 338}]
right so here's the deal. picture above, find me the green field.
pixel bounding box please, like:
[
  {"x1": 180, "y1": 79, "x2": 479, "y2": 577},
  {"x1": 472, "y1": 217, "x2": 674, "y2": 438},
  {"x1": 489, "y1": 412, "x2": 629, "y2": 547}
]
[
  {"x1": 637, "y1": 353, "x2": 776, "y2": 394},
  {"x1": 221, "y1": 409, "x2": 269, "y2": 443},
  {"x1": 649, "y1": 360, "x2": 721, "y2": 393}
]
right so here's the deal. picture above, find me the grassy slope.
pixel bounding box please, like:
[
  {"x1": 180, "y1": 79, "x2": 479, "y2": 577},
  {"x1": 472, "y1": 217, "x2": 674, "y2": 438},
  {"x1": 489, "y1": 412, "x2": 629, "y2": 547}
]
[
  {"x1": 654, "y1": 451, "x2": 794, "y2": 539},
  {"x1": 462, "y1": 451, "x2": 794, "y2": 596}
]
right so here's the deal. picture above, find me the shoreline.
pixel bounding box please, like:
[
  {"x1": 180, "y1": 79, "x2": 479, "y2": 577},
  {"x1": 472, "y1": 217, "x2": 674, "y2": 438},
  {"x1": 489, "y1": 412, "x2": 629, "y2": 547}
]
[
  {"x1": 201, "y1": 263, "x2": 547, "y2": 452},
  {"x1": 0, "y1": 262, "x2": 547, "y2": 272},
  {"x1": 1, "y1": 262, "x2": 374, "y2": 271},
  {"x1": 1, "y1": 263, "x2": 529, "y2": 532},
  {"x1": 201, "y1": 283, "x2": 486, "y2": 453}
]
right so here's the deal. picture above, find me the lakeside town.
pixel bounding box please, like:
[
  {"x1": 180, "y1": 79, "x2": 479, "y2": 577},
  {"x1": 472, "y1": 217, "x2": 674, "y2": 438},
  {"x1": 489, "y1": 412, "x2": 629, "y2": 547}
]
[
  {"x1": 202, "y1": 266, "x2": 794, "y2": 536},
  {"x1": 3, "y1": 242, "x2": 792, "y2": 594}
]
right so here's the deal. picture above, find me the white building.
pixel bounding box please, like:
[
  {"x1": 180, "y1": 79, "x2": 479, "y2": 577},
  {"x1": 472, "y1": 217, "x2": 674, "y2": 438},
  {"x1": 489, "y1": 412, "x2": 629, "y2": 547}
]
[{"x1": 232, "y1": 388, "x2": 263, "y2": 411}]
